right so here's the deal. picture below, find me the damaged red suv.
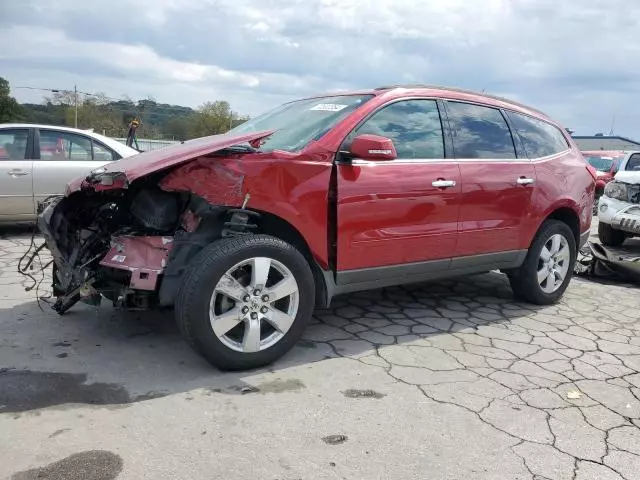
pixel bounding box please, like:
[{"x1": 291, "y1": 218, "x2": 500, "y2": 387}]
[{"x1": 38, "y1": 85, "x2": 595, "y2": 370}]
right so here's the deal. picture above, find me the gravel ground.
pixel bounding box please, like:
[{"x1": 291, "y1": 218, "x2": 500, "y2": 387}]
[{"x1": 0, "y1": 221, "x2": 639, "y2": 480}]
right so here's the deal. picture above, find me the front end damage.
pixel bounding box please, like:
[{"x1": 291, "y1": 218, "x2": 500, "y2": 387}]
[{"x1": 34, "y1": 134, "x2": 273, "y2": 315}]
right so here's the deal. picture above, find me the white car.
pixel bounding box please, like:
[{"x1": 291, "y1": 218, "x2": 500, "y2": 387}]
[
  {"x1": 597, "y1": 150, "x2": 640, "y2": 246},
  {"x1": 0, "y1": 123, "x2": 139, "y2": 223}
]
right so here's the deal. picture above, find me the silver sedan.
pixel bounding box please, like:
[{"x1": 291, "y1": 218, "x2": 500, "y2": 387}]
[{"x1": 0, "y1": 123, "x2": 139, "y2": 222}]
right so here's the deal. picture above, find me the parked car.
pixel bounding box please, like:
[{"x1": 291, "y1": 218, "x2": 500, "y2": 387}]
[
  {"x1": 0, "y1": 123, "x2": 139, "y2": 222},
  {"x1": 581, "y1": 150, "x2": 627, "y2": 211},
  {"x1": 37, "y1": 85, "x2": 596, "y2": 370},
  {"x1": 597, "y1": 151, "x2": 640, "y2": 246}
]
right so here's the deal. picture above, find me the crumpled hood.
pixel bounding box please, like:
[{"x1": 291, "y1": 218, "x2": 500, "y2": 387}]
[
  {"x1": 66, "y1": 130, "x2": 275, "y2": 194},
  {"x1": 614, "y1": 171, "x2": 640, "y2": 185}
]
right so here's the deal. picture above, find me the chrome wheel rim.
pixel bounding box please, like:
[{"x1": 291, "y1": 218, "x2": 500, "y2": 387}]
[
  {"x1": 209, "y1": 257, "x2": 299, "y2": 353},
  {"x1": 537, "y1": 233, "x2": 571, "y2": 294}
]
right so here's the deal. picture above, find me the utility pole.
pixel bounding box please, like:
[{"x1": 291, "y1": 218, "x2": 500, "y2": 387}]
[{"x1": 74, "y1": 85, "x2": 78, "y2": 128}]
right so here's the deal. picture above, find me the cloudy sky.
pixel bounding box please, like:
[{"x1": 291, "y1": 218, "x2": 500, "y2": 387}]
[{"x1": 1, "y1": 0, "x2": 638, "y2": 136}]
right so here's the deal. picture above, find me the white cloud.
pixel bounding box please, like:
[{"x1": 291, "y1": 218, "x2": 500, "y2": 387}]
[{"x1": 2, "y1": 0, "x2": 640, "y2": 135}]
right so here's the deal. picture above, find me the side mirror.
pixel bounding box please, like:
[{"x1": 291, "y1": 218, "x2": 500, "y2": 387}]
[{"x1": 349, "y1": 134, "x2": 397, "y2": 161}]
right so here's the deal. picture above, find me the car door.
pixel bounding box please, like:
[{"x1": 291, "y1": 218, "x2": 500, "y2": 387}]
[
  {"x1": 444, "y1": 100, "x2": 536, "y2": 261},
  {"x1": 0, "y1": 127, "x2": 36, "y2": 220},
  {"x1": 335, "y1": 98, "x2": 461, "y2": 283},
  {"x1": 33, "y1": 129, "x2": 117, "y2": 206}
]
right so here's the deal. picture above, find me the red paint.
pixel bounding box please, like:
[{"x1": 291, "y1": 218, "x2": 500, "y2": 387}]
[
  {"x1": 581, "y1": 150, "x2": 626, "y2": 192},
  {"x1": 65, "y1": 130, "x2": 276, "y2": 194},
  {"x1": 99, "y1": 236, "x2": 174, "y2": 290},
  {"x1": 349, "y1": 134, "x2": 397, "y2": 161},
  {"x1": 159, "y1": 147, "x2": 334, "y2": 268},
  {"x1": 454, "y1": 160, "x2": 537, "y2": 257},
  {"x1": 61, "y1": 86, "x2": 593, "y2": 275},
  {"x1": 336, "y1": 161, "x2": 461, "y2": 269}
]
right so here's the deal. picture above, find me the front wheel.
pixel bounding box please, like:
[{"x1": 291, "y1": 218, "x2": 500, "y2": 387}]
[
  {"x1": 509, "y1": 220, "x2": 576, "y2": 305},
  {"x1": 175, "y1": 234, "x2": 315, "y2": 371}
]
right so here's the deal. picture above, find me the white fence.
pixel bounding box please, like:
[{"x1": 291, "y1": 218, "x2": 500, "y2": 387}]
[{"x1": 112, "y1": 137, "x2": 180, "y2": 152}]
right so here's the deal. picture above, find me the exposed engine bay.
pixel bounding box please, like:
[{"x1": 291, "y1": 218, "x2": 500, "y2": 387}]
[{"x1": 34, "y1": 176, "x2": 259, "y2": 315}]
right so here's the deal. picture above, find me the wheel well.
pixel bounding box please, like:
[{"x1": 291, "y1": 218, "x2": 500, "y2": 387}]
[
  {"x1": 546, "y1": 207, "x2": 580, "y2": 244},
  {"x1": 255, "y1": 211, "x2": 328, "y2": 307}
]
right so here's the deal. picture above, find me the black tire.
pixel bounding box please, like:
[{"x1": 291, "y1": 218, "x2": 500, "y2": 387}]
[
  {"x1": 175, "y1": 234, "x2": 315, "y2": 371},
  {"x1": 509, "y1": 220, "x2": 577, "y2": 305},
  {"x1": 597, "y1": 222, "x2": 626, "y2": 247}
]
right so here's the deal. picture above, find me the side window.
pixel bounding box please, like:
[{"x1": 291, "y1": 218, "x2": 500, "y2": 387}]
[
  {"x1": 626, "y1": 154, "x2": 640, "y2": 171},
  {"x1": 505, "y1": 111, "x2": 569, "y2": 158},
  {"x1": 39, "y1": 130, "x2": 92, "y2": 161},
  {"x1": 92, "y1": 141, "x2": 118, "y2": 162},
  {"x1": 446, "y1": 101, "x2": 516, "y2": 159},
  {"x1": 352, "y1": 99, "x2": 445, "y2": 159},
  {"x1": 0, "y1": 129, "x2": 29, "y2": 160}
]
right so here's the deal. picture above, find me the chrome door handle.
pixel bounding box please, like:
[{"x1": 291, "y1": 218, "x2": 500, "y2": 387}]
[
  {"x1": 7, "y1": 170, "x2": 29, "y2": 177},
  {"x1": 517, "y1": 177, "x2": 534, "y2": 185},
  {"x1": 432, "y1": 179, "x2": 456, "y2": 188}
]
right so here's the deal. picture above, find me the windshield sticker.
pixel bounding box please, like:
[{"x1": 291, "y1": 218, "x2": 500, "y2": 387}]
[{"x1": 310, "y1": 103, "x2": 348, "y2": 112}]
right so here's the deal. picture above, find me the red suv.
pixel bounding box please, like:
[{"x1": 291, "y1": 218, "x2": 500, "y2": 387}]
[
  {"x1": 581, "y1": 150, "x2": 626, "y2": 205},
  {"x1": 37, "y1": 85, "x2": 596, "y2": 370}
]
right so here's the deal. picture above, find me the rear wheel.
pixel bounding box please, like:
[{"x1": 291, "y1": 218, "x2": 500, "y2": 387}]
[
  {"x1": 509, "y1": 220, "x2": 576, "y2": 305},
  {"x1": 598, "y1": 222, "x2": 626, "y2": 247},
  {"x1": 175, "y1": 234, "x2": 315, "y2": 371}
]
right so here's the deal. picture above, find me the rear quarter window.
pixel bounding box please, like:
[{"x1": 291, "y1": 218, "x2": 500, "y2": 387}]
[
  {"x1": 626, "y1": 153, "x2": 640, "y2": 171},
  {"x1": 505, "y1": 111, "x2": 569, "y2": 158}
]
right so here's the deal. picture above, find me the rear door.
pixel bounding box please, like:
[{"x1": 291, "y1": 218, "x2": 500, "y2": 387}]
[
  {"x1": 0, "y1": 127, "x2": 35, "y2": 220},
  {"x1": 336, "y1": 98, "x2": 461, "y2": 283},
  {"x1": 33, "y1": 129, "x2": 119, "y2": 206},
  {"x1": 444, "y1": 100, "x2": 536, "y2": 260}
]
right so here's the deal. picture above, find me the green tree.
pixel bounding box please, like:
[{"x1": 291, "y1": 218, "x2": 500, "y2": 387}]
[
  {"x1": 191, "y1": 100, "x2": 238, "y2": 137},
  {"x1": 0, "y1": 77, "x2": 23, "y2": 122}
]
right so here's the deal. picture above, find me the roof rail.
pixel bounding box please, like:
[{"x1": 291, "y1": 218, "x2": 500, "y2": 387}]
[{"x1": 374, "y1": 84, "x2": 547, "y2": 117}]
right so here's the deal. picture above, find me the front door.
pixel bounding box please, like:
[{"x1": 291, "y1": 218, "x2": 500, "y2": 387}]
[
  {"x1": 336, "y1": 98, "x2": 461, "y2": 282},
  {"x1": 444, "y1": 100, "x2": 536, "y2": 259},
  {"x1": 33, "y1": 129, "x2": 116, "y2": 206},
  {"x1": 0, "y1": 128, "x2": 35, "y2": 220}
]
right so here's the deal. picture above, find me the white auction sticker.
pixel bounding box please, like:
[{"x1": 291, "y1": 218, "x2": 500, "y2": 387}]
[
  {"x1": 310, "y1": 103, "x2": 348, "y2": 112},
  {"x1": 111, "y1": 255, "x2": 126, "y2": 263}
]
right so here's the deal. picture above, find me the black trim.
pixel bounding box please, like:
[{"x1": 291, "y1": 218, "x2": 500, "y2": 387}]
[
  {"x1": 337, "y1": 258, "x2": 450, "y2": 285},
  {"x1": 32, "y1": 128, "x2": 40, "y2": 159},
  {"x1": 501, "y1": 108, "x2": 527, "y2": 159},
  {"x1": 321, "y1": 249, "x2": 527, "y2": 304},
  {"x1": 336, "y1": 250, "x2": 527, "y2": 289}
]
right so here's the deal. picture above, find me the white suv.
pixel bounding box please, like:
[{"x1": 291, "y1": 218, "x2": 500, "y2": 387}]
[{"x1": 597, "y1": 150, "x2": 640, "y2": 246}]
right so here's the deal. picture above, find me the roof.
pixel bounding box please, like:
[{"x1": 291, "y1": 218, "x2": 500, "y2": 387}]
[
  {"x1": 0, "y1": 122, "x2": 139, "y2": 157},
  {"x1": 300, "y1": 84, "x2": 550, "y2": 121},
  {"x1": 373, "y1": 84, "x2": 549, "y2": 117},
  {"x1": 573, "y1": 135, "x2": 640, "y2": 145}
]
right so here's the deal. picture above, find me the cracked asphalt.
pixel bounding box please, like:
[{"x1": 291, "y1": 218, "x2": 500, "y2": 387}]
[{"x1": 0, "y1": 222, "x2": 639, "y2": 480}]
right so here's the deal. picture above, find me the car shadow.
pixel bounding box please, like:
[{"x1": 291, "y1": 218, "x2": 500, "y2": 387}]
[{"x1": 0, "y1": 266, "x2": 556, "y2": 415}]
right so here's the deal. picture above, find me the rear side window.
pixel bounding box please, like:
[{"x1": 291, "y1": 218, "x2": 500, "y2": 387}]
[
  {"x1": 626, "y1": 153, "x2": 640, "y2": 171},
  {"x1": 445, "y1": 101, "x2": 516, "y2": 159},
  {"x1": 40, "y1": 130, "x2": 92, "y2": 161},
  {"x1": 0, "y1": 128, "x2": 29, "y2": 160},
  {"x1": 351, "y1": 99, "x2": 445, "y2": 159},
  {"x1": 505, "y1": 111, "x2": 569, "y2": 158}
]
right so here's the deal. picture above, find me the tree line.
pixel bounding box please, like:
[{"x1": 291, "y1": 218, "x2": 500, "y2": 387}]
[{"x1": 0, "y1": 77, "x2": 249, "y2": 140}]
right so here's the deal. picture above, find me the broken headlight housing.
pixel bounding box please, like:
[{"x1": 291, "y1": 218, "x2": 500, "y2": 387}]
[{"x1": 604, "y1": 181, "x2": 628, "y2": 201}]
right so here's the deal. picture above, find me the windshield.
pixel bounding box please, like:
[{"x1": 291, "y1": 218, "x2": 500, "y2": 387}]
[
  {"x1": 228, "y1": 94, "x2": 373, "y2": 152},
  {"x1": 585, "y1": 155, "x2": 615, "y2": 172}
]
